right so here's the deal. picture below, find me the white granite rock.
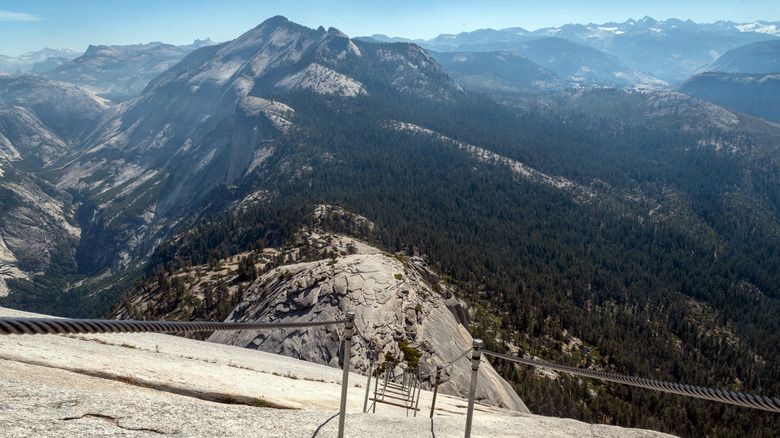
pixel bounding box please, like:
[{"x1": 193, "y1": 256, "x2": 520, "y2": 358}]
[{"x1": 209, "y1": 245, "x2": 529, "y2": 413}]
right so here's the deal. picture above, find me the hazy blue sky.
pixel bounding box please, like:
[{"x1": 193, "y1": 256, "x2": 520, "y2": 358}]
[{"x1": 1, "y1": 0, "x2": 779, "y2": 56}]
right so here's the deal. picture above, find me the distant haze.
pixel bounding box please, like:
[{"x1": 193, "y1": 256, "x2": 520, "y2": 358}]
[{"x1": 1, "y1": 0, "x2": 779, "y2": 55}]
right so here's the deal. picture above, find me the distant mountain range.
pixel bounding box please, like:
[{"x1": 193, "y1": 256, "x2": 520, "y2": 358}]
[
  {"x1": 3, "y1": 17, "x2": 778, "y2": 94},
  {"x1": 41, "y1": 39, "x2": 216, "y2": 102},
  {"x1": 368, "y1": 17, "x2": 780, "y2": 121},
  {"x1": 0, "y1": 40, "x2": 215, "y2": 102},
  {"x1": 0, "y1": 48, "x2": 82, "y2": 75},
  {"x1": 362, "y1": 17, "x2": 780, "y2": 85}
]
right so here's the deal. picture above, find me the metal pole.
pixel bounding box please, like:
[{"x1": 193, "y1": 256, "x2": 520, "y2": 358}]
[
  {"x1": 413, "y1": 370, "x2": 423, "y2": 417},
  {"x1": 464, "y1": 339, "x2": 483, "y2": 438},
  {"x1": 408, "y1": 373, "x2": 417, "y2": 415},
  {"x1": 410, "y1": 369, "x2": 418, "y2": 403},
  {"x1": 430, "y1": 365, "x2": 442, "y2": 418},
  {"x1": 373, "y1": 361, "x2": 380, "y2": 413},
  {"x1": 363, "y1": 360, "x2": 373, "y2": 413},
  {"x1": 337, "y1": 312, "x2": 356, "y2": 438}
]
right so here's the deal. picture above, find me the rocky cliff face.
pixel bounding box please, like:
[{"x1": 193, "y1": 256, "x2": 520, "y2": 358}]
[
  {"x1": 209, "y1": 236, "x2": 529, "y2": 412},
  {"x1": 0, "y1": 167, "x2": 80, "y2": 297},
  {"x1": 0, "y1": 77, "x2": 107, "y2": 297}
]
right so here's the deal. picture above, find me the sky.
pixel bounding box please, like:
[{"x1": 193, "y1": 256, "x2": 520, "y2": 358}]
[{"x1": 1, "y1": 0, "x2": 779, "y2": 56}]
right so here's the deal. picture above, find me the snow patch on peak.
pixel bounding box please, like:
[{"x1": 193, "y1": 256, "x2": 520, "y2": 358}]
[
  {"x1": 736, "y1": 22, "x2": 780, "y2": 36},
  {"x1": 275, "y1": 63, "x2": 366, "y2": 97}
]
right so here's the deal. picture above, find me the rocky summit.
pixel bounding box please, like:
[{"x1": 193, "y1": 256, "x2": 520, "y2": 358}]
[{"x1": 209, "y1": 237, "x2": 529, "y2": 412}]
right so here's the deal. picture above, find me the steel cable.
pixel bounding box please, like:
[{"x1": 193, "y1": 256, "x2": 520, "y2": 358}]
[
  {"x1": 0, "y1": 317, "x2": 348, "y2": 336},
  {"x1": 440, "y1": 347, "x2": 473, "y2": 371},
  {"x1": 482, "y1": 349, "x2": 780, "y2": 413},
  {"x1": 6, "y1": 316, "x2": 776, "y2": 413}
]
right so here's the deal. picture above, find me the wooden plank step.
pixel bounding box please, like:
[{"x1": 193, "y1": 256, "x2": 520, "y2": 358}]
[
  {"x1": 370, "y1": 397, "x2": 420, "y2": 411},
  {"x1": 379, "y1": 393, "x2": 413, "y2": 402},
  {"x1": 384, "y1": 388, "x2": 409, "y2": 396}
]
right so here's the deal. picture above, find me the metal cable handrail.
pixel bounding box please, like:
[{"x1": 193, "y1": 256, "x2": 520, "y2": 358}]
[
  {"x1": 1, "y1": 314, "x2": 356, "y2": 438},
  {"x1": 482, "y1": 349, "x2": 780, "y2": 413},
  {"x1": 3, "y1": 315, "x2": 777, "y2": 429},
  {"x1": 0, "y1": 317, "x2": 348, "y2": 336},
  {"x1": 440, "y1": 347, "x2": 472, "y2": 370}
]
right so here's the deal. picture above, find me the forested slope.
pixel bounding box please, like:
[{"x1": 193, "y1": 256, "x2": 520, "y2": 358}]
[{"x1": 132, "y1": 88, "x2": 780, "y2": 436}]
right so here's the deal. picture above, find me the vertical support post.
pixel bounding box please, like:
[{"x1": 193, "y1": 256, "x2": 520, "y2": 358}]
[
  {"x1": 363, "y1": 358, "x2": 373, "y2": 413},
  {"x1": 409, "y1": 372, "x2": 418, "y2": 412},
  {"x1": 372, "y1": 360, "x2": 380, "y2": 413},
  {"x1": 338, "y1": 312, "x2": 356, "y2": 438},
  {"x1": 464, "y1": 339, "x2": 483, "y2": 438},
  {"x1": 430, "y1": 365, "x2": 442, "y2": 418},
  {"x1": 413, "y1": 369, "x2": 423, "y2": 417}
]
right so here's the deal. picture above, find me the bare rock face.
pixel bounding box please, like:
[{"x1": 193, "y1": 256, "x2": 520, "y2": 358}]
[
  {"x1": 0, "y1": 88, "x2": 89, "y2": 296},
  {"x1": 209, "y1": 240, "x2": 529, "y2": 412}
]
